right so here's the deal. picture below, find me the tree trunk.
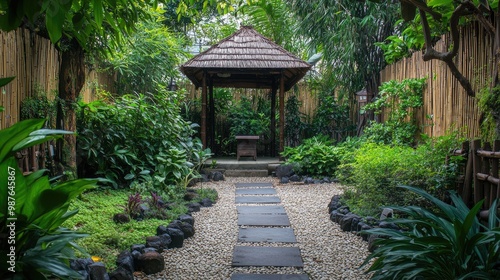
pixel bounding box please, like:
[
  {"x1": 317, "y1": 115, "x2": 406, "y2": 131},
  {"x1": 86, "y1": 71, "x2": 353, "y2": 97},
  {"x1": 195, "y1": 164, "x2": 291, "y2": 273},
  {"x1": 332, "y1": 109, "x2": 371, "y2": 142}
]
[{"x1": 56, "y1": 41, "x2": 85, "y2": 175}]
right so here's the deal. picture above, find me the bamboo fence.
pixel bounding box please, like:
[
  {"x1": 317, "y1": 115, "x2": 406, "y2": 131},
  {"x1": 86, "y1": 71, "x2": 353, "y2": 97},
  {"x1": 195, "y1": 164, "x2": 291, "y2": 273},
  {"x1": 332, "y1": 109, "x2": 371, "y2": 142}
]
[
  {"x1": 1, "y1": 21, "x2": 494, "y2": 140},
  {"x1": 380, "y1": 21, "x2": 490, "y2": 139},
  {"x1": 0, "y1": 29, "x2": 60, "y2": 129}
]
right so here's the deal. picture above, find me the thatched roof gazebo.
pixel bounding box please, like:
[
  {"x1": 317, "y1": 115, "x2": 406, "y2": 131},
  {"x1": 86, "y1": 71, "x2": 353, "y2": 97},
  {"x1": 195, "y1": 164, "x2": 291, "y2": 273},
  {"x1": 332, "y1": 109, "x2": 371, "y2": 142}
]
[{"x1": 181, "y1": 26, "x2": 311, "y2": 157}]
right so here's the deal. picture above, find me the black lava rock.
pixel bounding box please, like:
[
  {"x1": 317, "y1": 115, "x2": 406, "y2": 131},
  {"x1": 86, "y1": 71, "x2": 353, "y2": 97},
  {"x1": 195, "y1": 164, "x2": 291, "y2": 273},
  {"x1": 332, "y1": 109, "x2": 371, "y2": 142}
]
[
  {"x1": 145, "y1": 234, "x2": 171, "y2": 252},
  {"x1": 70, "y1": 258, "x2": 94, "y2": 271},
  {"x1": 88, "y1": 262, "x2": 109, "y2": 280},
  {"x1": 289, "y1": 174, "x2": 301, "y2": 182},
  {"x1": 275, "y1": 164, "x2": 295, "y2": 179},
  {"x1": 178, "y1": 214, "x2": 194, "y2": 226},
  {"x1": 113, "y1": 213, "x2": 130, "y2": 224},
  {"x1": 109, "y1": 266, "x2": 134, "y2": 280},
  {"x1": 137, "y1": 252, "x2": 165, "y2": 275},
  {"x1": 212, "y1": 171, "x2": 224, "y2": 181},
  {"x1": 131, "y1": 244, "x2": 146, "y2": 253},
  {"x1": 200, "y1": 198, "x2": 213, "y2": 207},
  {"x1": 116, "y1": 250, "x2": 135, "y2": 274},
  {"x1": 166, "y1": 228, "x2": 185, "y2": 248},
  {"x1": 187, "y1": 202, "x2": 201, "y2": 213}
]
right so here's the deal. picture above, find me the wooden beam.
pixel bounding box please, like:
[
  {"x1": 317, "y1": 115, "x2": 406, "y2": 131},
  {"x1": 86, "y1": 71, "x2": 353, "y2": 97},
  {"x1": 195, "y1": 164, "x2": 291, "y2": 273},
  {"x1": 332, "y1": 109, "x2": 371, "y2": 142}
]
[
  {"x1": 209, "y1": 78, "x2": 215, "y2": 154},
  {"x1": 270, "y1": 78, "x2": 277, "y2": 157},
  {"x1": 201, "y1": 72, "x2": 207, "y2": 149},
  {"x1": 279, "y1": 71, "x2": 285, "y2": 156}
]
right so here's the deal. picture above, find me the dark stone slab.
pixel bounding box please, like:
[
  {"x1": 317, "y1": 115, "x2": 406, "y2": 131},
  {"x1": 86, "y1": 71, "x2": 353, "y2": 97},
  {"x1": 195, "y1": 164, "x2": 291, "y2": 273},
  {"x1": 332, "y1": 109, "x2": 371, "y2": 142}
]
[
  {"x1": 238, "y1": 213, "x2": 290, "y2": 226},
  {"x1": 238, "y1": 227, "x2": 297, "y2": 243},
  {"x1": 235, "y1": 196, "x2": 281, "y2": 204},
  {"x1": 232, "y1": 246, "x2": 303, "y2": 267},
  {"x1": 236, "y1": 188, "x2": 277, "y2": 195},
  {"x1": 231, "y1": 274, "x2": 309, "y2": 280},
  {"x1": 237, "y1": 206, "x2": 286, "y2": 214},
  {"x1": 235, "y1": 182, "x2": 274, "y2": 188}
]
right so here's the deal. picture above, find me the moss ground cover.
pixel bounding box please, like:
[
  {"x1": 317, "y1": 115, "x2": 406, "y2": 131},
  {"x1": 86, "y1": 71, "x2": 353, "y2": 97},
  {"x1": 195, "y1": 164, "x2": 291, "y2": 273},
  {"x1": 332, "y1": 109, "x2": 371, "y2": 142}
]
[{"x1": 62, "y1": 189, "x2": 172, "y2": 270}]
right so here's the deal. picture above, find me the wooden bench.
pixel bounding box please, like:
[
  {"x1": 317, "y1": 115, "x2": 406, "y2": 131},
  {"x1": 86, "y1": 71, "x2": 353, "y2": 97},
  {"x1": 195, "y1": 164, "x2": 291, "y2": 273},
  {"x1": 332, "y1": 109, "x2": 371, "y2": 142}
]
[{"x1": 236, "y1": 135, "x2": 259, "y2": 160}]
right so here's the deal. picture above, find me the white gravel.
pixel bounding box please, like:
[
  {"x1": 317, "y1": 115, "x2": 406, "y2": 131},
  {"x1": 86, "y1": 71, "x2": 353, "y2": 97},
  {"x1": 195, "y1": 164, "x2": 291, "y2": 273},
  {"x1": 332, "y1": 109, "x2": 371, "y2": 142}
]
[{"x1": 136, "y1": 177, "x2": 371, "y2": 280}]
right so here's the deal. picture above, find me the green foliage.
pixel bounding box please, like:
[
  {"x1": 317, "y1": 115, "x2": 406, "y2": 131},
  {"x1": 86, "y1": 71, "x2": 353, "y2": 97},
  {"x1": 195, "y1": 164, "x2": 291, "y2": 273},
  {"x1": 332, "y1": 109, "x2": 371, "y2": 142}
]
[
  {"x1": 362, "y1": 185, "x2": 500, "y2": 280},
  {"x1": 0, "y1": 119, "x2": 97, "y2": 279},
  {"x1": 338, "y1": 133, "x2": 464, "y2": 216},
  {"x1": 195, "y1": 188, "x2": 218, "y2": 203},
  {"x1": 310, "y1": 93, "x2": 355, "y2": 141},
  {"x1": 375, "y1": 0, "x2": 494, "y2": 64},
  {"x1": 105, "y1": 7, "x2": 189, "y2": 94},
  {"x1": 227, "y1": 95, "x2": 272, "y2": 137},
  {"x1": 0, "y1": 0, "x2": 156, "y2": 56},
  {"x1": 282, "y1": 136, "x2": 340, "y2": 176},
  {"x1": 284, "y1": 95, "x2": 307, "y2": 147},
  {"x1": 375, "y1": 20, "x2": 425, "y2": 64},
  {"x1": 20, "y1": 87, "x2": 57, "y2": 128},
  {"x1": 62, "y1": 189, "x2": 173, "y2": 270},
  {"x1": 363, "y1": 77, "x2": 426, "y2": 145},
  {"x1": 478, "y1": 85, "x2": 500, "y2": 142},
  {"x1": 239, "y1": 0, "x2": 306, "y2": 58},
  {"x1": 287, "y1": 0, "x2": 400, "y2": 95},
  {"x1": 77, "y1": 90, "x2": 211, "y2": 191}
]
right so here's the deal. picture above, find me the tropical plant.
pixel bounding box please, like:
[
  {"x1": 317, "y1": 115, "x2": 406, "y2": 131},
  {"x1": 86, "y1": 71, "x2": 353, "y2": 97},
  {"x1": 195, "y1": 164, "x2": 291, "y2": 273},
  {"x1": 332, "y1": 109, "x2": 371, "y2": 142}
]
[
  {"x1": 0, "y1": 0, "x2": 162, "y2": 172},
  {"x1": 284, "y1": 95, "x2": 307, "y2": 147},
  {"x1": 281, "y1": 136, "x2": 339, "y2": 176},
  {"x1": 105, "y1": 7, "x2": 189, "y2": 95},
  {"x1": 77, "y1": 90, "x2": 210, "y2": 191},
  {"x1": 286, "y1": 0, "x2": 400, "y2": 96},
  {"x1": 227, "y1": 95, "x2": 271, "y2": 138},
  {"x1": 363, "y1": 77, "x2": 426, "y2": 146},
  {"x1": 0, "y1": 118, "x2": 97, "y2": 279},
  {"x1": 310, "y1": 93, "x2": 355, "y2": 141},
  {"x1": 239, "y1": 0, "x2": 306, "y2": 57},
  {"x1": 338, "y1": 133, "x2": 463, "y2": 216},
  {"x1": 362, "y1": 185, "x2": 500, "y2": 280}
]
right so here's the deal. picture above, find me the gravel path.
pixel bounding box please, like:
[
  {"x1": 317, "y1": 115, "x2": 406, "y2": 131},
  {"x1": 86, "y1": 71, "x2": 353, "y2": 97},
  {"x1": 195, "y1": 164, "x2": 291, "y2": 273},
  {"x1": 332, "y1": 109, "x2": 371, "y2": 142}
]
[{"x1": 137, "y1": 177, "x2": 371, "y2": 280}]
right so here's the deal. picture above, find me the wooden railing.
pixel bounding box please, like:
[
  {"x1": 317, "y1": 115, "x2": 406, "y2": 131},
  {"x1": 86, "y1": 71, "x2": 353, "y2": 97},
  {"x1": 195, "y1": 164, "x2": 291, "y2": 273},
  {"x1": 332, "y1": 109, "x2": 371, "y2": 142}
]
[
  {"x1": 450, "y1": 140, "x2": 500, "y2": 219},
  {"x1": 16, "y1": 141, "x2": 56, "y2": 175}
]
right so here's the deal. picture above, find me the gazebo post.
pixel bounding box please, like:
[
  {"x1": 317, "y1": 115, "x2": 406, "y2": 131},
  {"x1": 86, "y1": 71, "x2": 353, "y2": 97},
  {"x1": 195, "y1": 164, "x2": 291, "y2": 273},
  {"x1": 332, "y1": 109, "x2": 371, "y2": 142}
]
[
  {"x1": 270, "y1": 78, "x2": 277, "y2": 157},
  {"x1": 201, "y1": 71, "x2": 207, "y2": 149},
  {"x1": 279, "y1": 71, "x2": 285, "y2": 156},
  {"x1": 209, "y1": 78, "x2": 215, "y2": 154}
]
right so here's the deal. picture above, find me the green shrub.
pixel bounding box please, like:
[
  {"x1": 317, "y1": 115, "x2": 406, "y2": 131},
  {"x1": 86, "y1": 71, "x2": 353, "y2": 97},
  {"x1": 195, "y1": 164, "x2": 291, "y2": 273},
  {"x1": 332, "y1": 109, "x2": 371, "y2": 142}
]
[
  {"x1": 77, "y1": 90, "x2": 211, "y2": 191},
  {"x1": 362, "y1": 77, "x2": 426, "y2": 146},
  {"x1": 338, "y1": 133, "x2": 463, "y2": 216},
  {"x1": 284, "y1": 95, "x2": 307, "y2": 147},
  {"x1": 310, "y1": 93, "x2": 355, "y2": 140},
  {"x1": 227, "y1": 95, "x2": 271, "y2": 137},
  {"x1": 363, "y1": 185, "x2": 500, "y2": 279},
  {"x1": 281, "y1": 135, "x2": 357, "y2": 176}
]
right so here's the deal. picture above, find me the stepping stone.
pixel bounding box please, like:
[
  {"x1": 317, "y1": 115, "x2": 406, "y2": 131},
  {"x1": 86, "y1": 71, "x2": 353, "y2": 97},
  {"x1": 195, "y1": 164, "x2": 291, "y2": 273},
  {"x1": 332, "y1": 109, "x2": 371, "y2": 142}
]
[
  {"x1": 232, "y1": 246, "x2": 303, "y2": 267},
  {"x1": 235, "y1": 182, "x2": 273, "y2": 188},
  {"x1": 237, "y1": 205, "x2": 286, "y2": 214},
  {"x1": 235, "y1": 196, "x2": 281, "y2": 204},
  {"x1": 238, "y1": 227, "x2": 297, "y2": 243},
  {"x1": 238, "y1": 213, "x2": 290, "y2": 226},
  {"x1": 236, "y1": 188, "x2": 277, "y2": 195},
  {"x1": 231, "y1": 274, "x2": 309, "y2": 280}
]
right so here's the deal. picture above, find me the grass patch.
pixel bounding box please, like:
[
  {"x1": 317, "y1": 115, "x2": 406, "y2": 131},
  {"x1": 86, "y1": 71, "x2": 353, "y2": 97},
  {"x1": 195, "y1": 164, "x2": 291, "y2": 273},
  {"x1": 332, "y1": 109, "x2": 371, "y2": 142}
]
[
  {"x1": 62, "y1": 189, "x2": 173, "y2": 270},
  {"x1": 62, "y1": 187, "x2": 218, "y2": 270}
]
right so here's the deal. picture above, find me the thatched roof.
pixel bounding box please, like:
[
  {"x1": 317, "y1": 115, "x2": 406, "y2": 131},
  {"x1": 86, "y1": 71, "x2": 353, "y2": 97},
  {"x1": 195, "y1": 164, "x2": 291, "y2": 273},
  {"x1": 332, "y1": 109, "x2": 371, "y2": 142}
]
[{"x1": 180, "y1": 26, "x2": 311, "y2": 91}]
